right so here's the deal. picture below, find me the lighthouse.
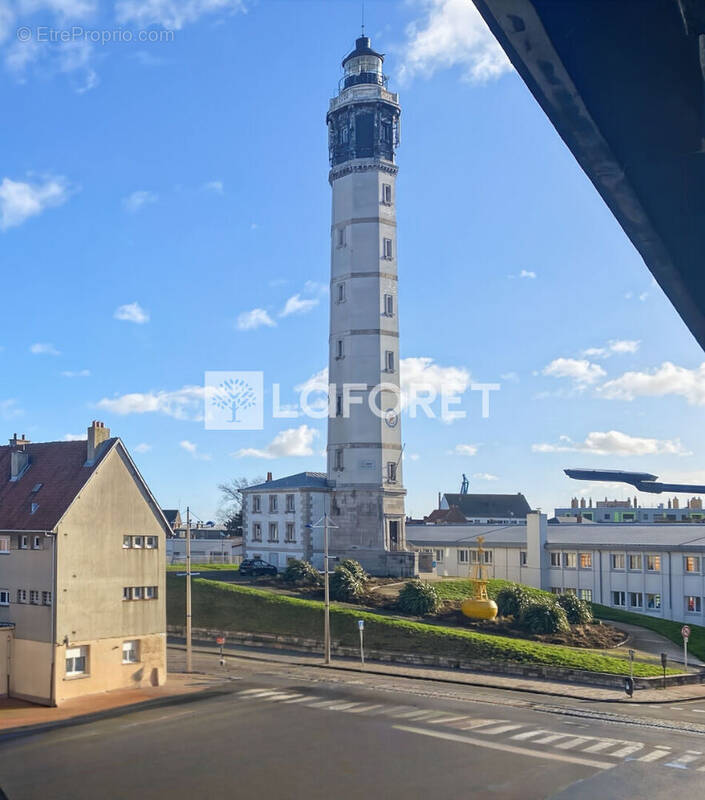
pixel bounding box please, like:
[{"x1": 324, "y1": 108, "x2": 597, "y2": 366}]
[{"x1": 326, "y1": 36, "x2": 415, "y2": 577}]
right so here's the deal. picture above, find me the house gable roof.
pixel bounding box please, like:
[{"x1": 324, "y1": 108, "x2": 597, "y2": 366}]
[
  {"x1": 243, "y1": 472, "x2": 331, "y2": 491},
  {"x1": 443, "y1": 493, "x2": 532, "y2": 519},
  {"x1": 0, "y1": 438, "x2": 116, "y2": 531}
]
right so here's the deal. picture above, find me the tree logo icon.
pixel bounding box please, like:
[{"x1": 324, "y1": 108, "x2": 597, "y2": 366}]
[{"x1": 205, "y1": 371, "x2": 264, "y2": 430}]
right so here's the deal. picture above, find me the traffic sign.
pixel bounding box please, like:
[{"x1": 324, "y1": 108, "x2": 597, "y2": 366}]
[
  {"x1": 682, "y1": 625, "x2": 691, "y2": 639},
  {"x1": 357, "y1": 620, "x2": 364, "y2": 630},
  {"x1": 216, "y1": 636, "x2": 225, "y2": 645}
]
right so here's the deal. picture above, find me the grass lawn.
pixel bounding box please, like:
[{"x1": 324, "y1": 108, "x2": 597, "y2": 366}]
[
  {"x1": 433, "y1": 578, "x2": 553, "y2": 604},
  {"x1": 166, "y1": 563, "x2": 239, "y2": 572},
  {"x1": 167, "y1": 576, "x2": 668, "y2": 677},
  {"x1": 592, "y1": 604, "x2": 705, "y2": 661}
]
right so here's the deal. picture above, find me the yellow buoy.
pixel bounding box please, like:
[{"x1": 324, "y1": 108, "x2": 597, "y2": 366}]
[{"x1": 460, "y1": 535, "x2": 498, "y2": 620}]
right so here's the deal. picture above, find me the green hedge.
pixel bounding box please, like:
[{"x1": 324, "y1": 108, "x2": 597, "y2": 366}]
[
  {"x1": 593, "y1": 603, "x2": 705, "y2": 661},
  {"x1": 167, "y1": 576, "x2": 666, "y2": 677}
]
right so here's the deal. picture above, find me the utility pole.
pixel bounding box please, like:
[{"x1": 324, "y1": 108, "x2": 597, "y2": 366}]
[
  {"x1": 186, "y1": 506, "x2": 192, "y2": 673},
  {"x1": 323, "y1": 513, "x2": 331, "y2": 665}
]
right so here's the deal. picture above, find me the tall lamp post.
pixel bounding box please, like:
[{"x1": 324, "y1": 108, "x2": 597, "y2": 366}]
[{"x1": 307, "y1": 513, "x2": 338, "y2": 665}]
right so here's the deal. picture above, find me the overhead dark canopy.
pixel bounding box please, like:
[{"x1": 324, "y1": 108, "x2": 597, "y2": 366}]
[{"x1": 472, "y1": 0, "x2": 705, "y2": 349}]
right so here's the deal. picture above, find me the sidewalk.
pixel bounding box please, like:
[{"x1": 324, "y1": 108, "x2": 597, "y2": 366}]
[
  {"x1": 0, "y1": 672, "x2": 229, "y2": 737},
  {"x1": 170, "y1": 639, "x2": 705, "y2": 705}
]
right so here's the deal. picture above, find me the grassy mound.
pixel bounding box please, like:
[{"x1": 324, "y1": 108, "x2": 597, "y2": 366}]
[
  {"x1": 593, "y1": 604, "x2": 705, "y2": 661},
  {"x1": 167, "y1": 576, "x2": 667, "y2": 677}
]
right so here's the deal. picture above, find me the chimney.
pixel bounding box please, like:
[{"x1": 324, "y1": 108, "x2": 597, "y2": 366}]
[
  {"x1": 87, "y1": 420, "x2": 110, "y2": 464},
  {"x1": 266, "y1": 471, "x2": 273, "y2": 482},
  {"x1": 9, "y1": 433, "x2": 31, "y2": 481}
]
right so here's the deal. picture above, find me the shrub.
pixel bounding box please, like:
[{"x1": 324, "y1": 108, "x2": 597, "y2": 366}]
[
  {"x1": 519, "y1": 599, "x2": 570, "y2": 635},
  {"x1": 557, "y1": 593, "x2": 593, "y2": 625},
  {"x1": 280, "y1": 559, "x2": 321, "y2": 587},
  {"x1": 495, "y1": 585, "x2": 530, "y2": 618},
  {"x1": 329, "y1": 560, "x2": 368, "y2": 602},
  {"x1": 397, "y1": 580, "x2": 441, "y2": 616}
]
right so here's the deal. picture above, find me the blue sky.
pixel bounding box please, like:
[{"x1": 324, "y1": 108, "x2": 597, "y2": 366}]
[{"x1": 2, "y1": 0, "x2": 704, "y2": 520}]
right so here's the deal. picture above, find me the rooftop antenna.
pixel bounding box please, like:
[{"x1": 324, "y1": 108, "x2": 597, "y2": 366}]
[{"x1": 361, "y1": 0, "x2": 365, "y2": 36}]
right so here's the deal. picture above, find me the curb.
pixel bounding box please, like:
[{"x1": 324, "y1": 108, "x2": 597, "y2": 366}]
[
  {"x1": 0, "y1": 683, "x2": 236, "y2": 743},
  {"x1": 170, "y1": 640, "x2": 705, "y2": 706}
]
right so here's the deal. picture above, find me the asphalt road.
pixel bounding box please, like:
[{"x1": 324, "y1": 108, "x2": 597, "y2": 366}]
[{"x1": 2, "y1": 647, "x2": 705, "y2": 799}]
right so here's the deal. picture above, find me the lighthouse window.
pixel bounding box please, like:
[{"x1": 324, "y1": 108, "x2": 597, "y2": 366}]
[
  {"x1": 337, "y1": 282, "x2": 345, "y2": 303},
  {"x1": 382, "y1": 184, "x2": 392, "y2": 205},
  {"x1": 384, "y1": 294, "x2": 394, "y2": 317},
  {"x1": 336, "y1": 339, "x2": 344, "y2": 359},
  {"x1": 385, "y1": 350, "x2": 395, "y2": 372},
  {"x1": 382, "y1": 238, "x2": 393, "y2": 259},
  {"x1": 336, "y1": 226, "x2": 346, "y2": 247},
  {"x1": 334, "y1": 449, "x2": 344, "y2": 471},
  {"x1": 336, "y1": 394, "x2": 343, "y2": 417},
  {"x1": 381, "y1": 122, "x2": 392, "y2": 143},
  {"x1": 387, "y1": 462, "x2": 397, "y2": 483}
]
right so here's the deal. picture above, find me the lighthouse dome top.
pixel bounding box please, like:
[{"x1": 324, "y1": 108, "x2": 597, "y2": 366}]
[{"x1": 342, "y1": 36, "x2": 384, "y2": 68}]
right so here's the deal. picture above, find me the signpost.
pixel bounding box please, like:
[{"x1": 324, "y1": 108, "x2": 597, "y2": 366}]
[
  {"x1": 624, "y1": 648, "x2": 635, "y2": 697},
  {"x1": 358, "y1": 620, "x2": 365, "y2": 668},
  {"x1": 216, "y1": 635, "x2": 226, "y2": 666},
  {"x1": 661, "y1": 652, "x2": 668, "y2": 689},
  {"x1": 682, "y1": 624, "x2": 691, "y2": 670}
]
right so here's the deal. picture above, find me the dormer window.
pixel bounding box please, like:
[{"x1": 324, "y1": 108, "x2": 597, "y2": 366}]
[{"x1": 30, "y1": 503, "x2": 39, "y2": 515}]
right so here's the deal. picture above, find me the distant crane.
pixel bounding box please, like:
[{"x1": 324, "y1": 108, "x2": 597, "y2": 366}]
[{"x1": 460, "y1": 473, "x2": 469, "y2": 494}]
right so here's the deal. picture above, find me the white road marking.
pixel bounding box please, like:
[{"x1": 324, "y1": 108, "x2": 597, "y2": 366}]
[
  {"x1": 283, "y1": 695, "x2": 317, "y2": 704},
  {"x1": 638, "y1": 748, "x2": 672, "y2": 762},
  {"x1": 427, "y1": 716, "x2": 470, "y2": 726},
  {"x1": 555, "y1": 738, "x2": 593, "y2": 750},
  {"x1": 455, "y1": 719, "x2": 507, "y2": 731},
  {"x1": 393, "y1": 726, "x2": 614, "y2": 770},
  {"x1": 511, "y1": 730, "x2": 553, "y2": 742},
  {"x1": 342, "y1": 704, "x2": 384, "y2": 714},
  {"x1": 532, "y1": 733, "x2": 570, "y2": 745},
  {"x1": 582, "y1": 739, "x2": 622, "y2": 754},
  {"x1": 610, "y1": 744, "x2": 644, "y2": 758},
  {"x1": 666, "y1": 752, "x2": 702, "y2": 769},
  {"x1": 480, "y1": 724, "x2": 524, "y2": 736}
]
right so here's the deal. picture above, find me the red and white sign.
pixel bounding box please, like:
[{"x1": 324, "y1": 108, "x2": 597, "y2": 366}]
[
  {"x1": 216, "y1": 636, "x2": 225, "y2": 645},
  {"x1": 682, "y1": 625, "x2": 691, "y2": 640}
]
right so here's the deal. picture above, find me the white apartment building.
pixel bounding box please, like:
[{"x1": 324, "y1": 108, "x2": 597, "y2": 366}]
[
  {"x1": 241, "y1": 473, "x2": 330, "y2": 569},
  {"x1": 408, "y1": 514, "x2": 705, "y2": 624}
]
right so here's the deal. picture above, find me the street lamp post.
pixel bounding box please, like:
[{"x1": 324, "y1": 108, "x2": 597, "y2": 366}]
[
  {"x1": 307, "y1": 512, "x2": 338, "y2": 665},
  {"x1": 185, "y1": 506, "x2": 192, "y2": 673}
]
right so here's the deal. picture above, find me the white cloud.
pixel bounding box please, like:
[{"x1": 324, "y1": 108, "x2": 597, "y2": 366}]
[
  {"x1": 202, "y1": 180, "x2": 224, "y2": 193},
  {"x1": 63, "y1": 433, "x2": 87, "y2": 441},
  {"x1": 0, "y1": 399, "x2": 23, "y2": 420},
  {"x1": 280, "y1": 293, "x2": 319, "y2": 317},
  {"x1": 400, "y1": 0, "x2": 512, "y2": 85},
  {"x1": 400, "y1": 356, "x2": 471, "y2": 406},
  {"x1": 407, "y1": 453, "x2": 421, "y2": 462},
  {"x1": 532, "y1": 430, "x2": 691, "y2": 457},
  {"x1": 97, "y1": 385, "x2": 205, "y2": 420},
  {"x1": 519, "y1": 270, "x2": 536, "y2": 279},
  {"x1": 500, "y1": 371, "x2": 519, "y2": 383},
  {"x1": 234, "y1": 424, "x2": 318, "y2": 459},
  {"x1": 123, "y1": 190, "x2": 158, "y2": 213},
  {"x1": 451, "y1": 444, "x2": 479, "y2": 456},
  {"x1": 542, "y1": 357, "x2": 606, "y2": 387},
  {"x1": 180, "y1": 439, "x2": 211, "y2": 460},
  {"x1": 0, "y1": 175, "x2": 70, "y2": 230},
  {"x1": 0, "y1": 4, "x2": 15, "y2": 43},
  {"x1": 116, "y1": 0, "x2": 244, "y2": 29},
  {"x1": 582, "y1": 339, "x2": 640, "y2": 359},
  {"x1": 473, "y1": 472, "x2": 498, "y2": 480},
  {"x1": 30, "y1": 342, "x2": 60, "y2": 356},
  {"x1": 237, "y1": 308, "x2": 276, "y2": 331},
  {"x1": 133, "y1": 442, "x2": 152, "y2": 453},
  {"x1": 61, "y1": 369, "x2": 91, "y2": 377},
  {"x1": 598, "y1": 362, "x2": 705, "y2": 405},
  {"x1": 114, "y1": 301, "x2": 150, "y2": 324},
  {"x1": 20, "y1": 0, "x2": 97, "y2": 16}
]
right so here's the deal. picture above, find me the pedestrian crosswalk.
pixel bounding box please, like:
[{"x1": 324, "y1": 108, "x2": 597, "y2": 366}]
[{"x1": 235, "y1": 687, "x2": 705, "y2": 771}]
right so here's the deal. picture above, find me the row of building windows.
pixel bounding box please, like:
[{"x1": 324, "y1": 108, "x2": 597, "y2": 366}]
[
  {"x1": 549, "y1": 551, "x2": 705, "y2": 574},
  {"x1": 65, "y1": 640, "x2": 141, "y2": 677},
  {"x1": 251, "y1": 495, "x2": 296, "y2": 514},
  {"x1": 251, "y1": 523, "x2": 296, "y2": 543},
  {"x1": 457, "y1": 549, "x2": 493, "y2": 565},
  {"x1": 122, "y1": 535, "x2": 158, "y2": 549},
  {"x1": 122, "y1": 586, "x2": 158, "y2": 601},
  {"x1": 610, "y1": 591, "x2": 663, "y2": 610},
  {"x1": 0, "y1": 589, "x2": 52, "y2": 606},
  {"x1": 0, "y1": 534, "x2": 44, "y2": 553}
]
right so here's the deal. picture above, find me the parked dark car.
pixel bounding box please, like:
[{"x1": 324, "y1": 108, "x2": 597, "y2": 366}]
[{"x1": 239, "y1": 558, "x2": 278, "y2": 577}]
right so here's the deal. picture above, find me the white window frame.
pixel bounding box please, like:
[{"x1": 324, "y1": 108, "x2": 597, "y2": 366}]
[
  {"x1": 457, "y1": 549, "x2": 469, "y2": 564},
  {"x1": 133, "y1": 536, "x2": 144, "y2": 549},
  {"x1": 146, "y1": 536, "x2": 157, "y2": 549},
  {"x1": 647, "y1": 593, "x2": 661, "y2": 610},
  {"x1": 550, "y1": 552, "x2": 561, "y2": 567},
  {"x1": 123, "y1": 536, "x2": 132, "y2": 549},
  {"x1": 684, "y1": 556, "x2": 701, "y2": 573},
  {"x1": 32, "y1": 535, "x2": 41, "y2": 549},
  {"x1": 122, "y1": 640, "x2": 140, "y2": 664},
  {"x1": 383, "y1": 294, "x2": 394, "y2": 317},
  {"x1": 132, "y1": 586, "x2": 143, "y2": 600},
  {"x1": 123, "y1": 587, "x2": 131, "y2": 601},
  {"x1": 382, "y1": 237, "x2": 393, "y2": 259},
  {"x1": 628, "y1": 554, "x2": 642, "y2": 571},
  {"x1": 65, "y1": 646, "x2": 88, "y2": 677},
  {"x1": 0, "y1": 590, "x2": 9, "y2": 606},
  {"x1": 434, "y1": 549, "x2": 444, "y2": 564},
  {"x1": 252, "y1": 523, "x2": 262, "y2": 542},
  {"x1": 0, "y1": 536, "x2": 9, "y2": 554},
  {"x1": 252, "y1": 495, "x2": 261, "y2": 513},
  {"x1": 268, "y1": 522, "x2": 279, "y2": 542},
  {"x1": 580, "y1": 589, "x2": 593, "y2": 602},
  {"x1": 382, "y1": 183, "x2": 392, "y2": 205},
  {"x1": 563, "y1": 552, "x2": 577, "y2": 569},
  {"x1": 686, "y1": 595, "x2": 702, "y2": 614},
  {"x1": 385, "y1": 350, "x2": 395, "y2": 372},
  {"x1": 17, "y1": 589, "x2": 27, "y2": 603},
  {"x1": 285, "y1": 523, "x2": 296, "y2": 543},
  {"x1": 579, "y1": 552, "x2": 592, "y2": 569},
  {"x1": 29, "y1": 590, "x2": 39, "y2": 605},
  {"x1": 144, "y1": 586, "x2": 157, "y2": 600},
  {"x1": 269, "y1": 495, "x2": 278, "y2": 513},
  {"x1": 42, "y1": 591, "x2": 52, "y2": 606},
  {"x1": 20, "y1": 535, "x2": 28, "y2": 550},
  {"x1": 612, "y1": 590, "x2": 626, "y2": 607},
  {"x1": 610, "y1": 553, "x2": 625, "y2": 570},
  {"x1": 646, "y1": 555, "x2": 661, "y2": 572},
  {"x1": 629, "y1": 591, "x2": 643, "y2": 609},
  {"x1": 285, "y1": 494, "x2": 295, "y2": 513}
]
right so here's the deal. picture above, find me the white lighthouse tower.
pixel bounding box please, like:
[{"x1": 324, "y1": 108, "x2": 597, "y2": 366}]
[{"x1": 326, "y1": 36, "x2": 415, "y2": 577}]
